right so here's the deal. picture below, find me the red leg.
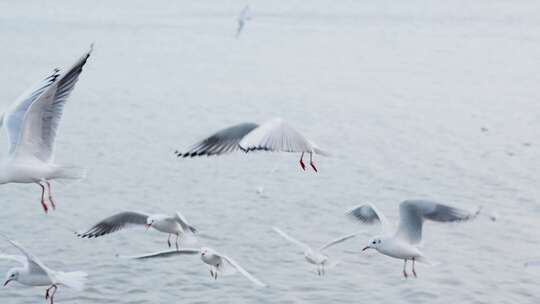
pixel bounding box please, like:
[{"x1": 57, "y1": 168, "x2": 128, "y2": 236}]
[
  {"x1": 412, "y1": 258, "x2": 417, "y2": 278},
  {"x1": 167, "y1": 234, "x2": 171, "y2": 248},
  {"x1": 403, "y1": 259, "x2": 408, "y2": 278},
  {"x1": 50, "y1": 285, "x2": 57, "y2": 304},
  {"x1": 309, "y1": 153, "x2": 318, "y2": 172},
  {"x1": 299, "y1": 153, "x2": 306, "y2": 170},
  {"x1": 38, "y1": 183, "x2": 48, "y2": 213},
  {"x1": 45, "y1": 181, "x2": 56, "y2": 210}
]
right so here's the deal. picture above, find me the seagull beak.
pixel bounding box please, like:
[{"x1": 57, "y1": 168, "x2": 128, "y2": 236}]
[
  {"x1": 362, "y1": 246, "x2": 370, "y2": 252},
  {"x1": 3, "y1": 279, "x2": 11, "y2": 287},
  {"x1": 145, "y1": 223, "x2": 152, "y2": 231}
]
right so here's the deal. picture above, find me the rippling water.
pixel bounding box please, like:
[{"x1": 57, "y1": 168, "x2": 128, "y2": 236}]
[{"x1": 0, "y1": 0, "x2": 539, "y2": 303}]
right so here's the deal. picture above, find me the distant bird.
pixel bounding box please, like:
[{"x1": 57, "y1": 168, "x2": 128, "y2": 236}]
[
  {"x1": 0, "y1": 45, "x2": 92, "y2": 213},
  {"x1": 272, "y1": 227, "x2": 360, "y2": 275},
  {"x1": 77, "y1": 211, "x2": 197, "y2": 250},
  {"x1": 347, "y1": 200, "x2": 479, "y2": 278},
  {"x1": 174, "y1": 118, "x2": 329, "y2": 171},
  {"x1": 236, "y1": 5, "x2": 252, "y2": 37},
  {"x1": 0, "y1": 236, "x2": 87, "y2": 304},
  {"x1": 480, "y1": 127, "x2": 489, "y2": 133},
  {"x1": 121, "y1": 247, "x2": 267, "y2": 287}
]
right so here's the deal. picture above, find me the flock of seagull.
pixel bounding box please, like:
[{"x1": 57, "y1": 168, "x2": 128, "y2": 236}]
[{"x1": 0, "y1": 43, "x2": 494, "y2": 303}]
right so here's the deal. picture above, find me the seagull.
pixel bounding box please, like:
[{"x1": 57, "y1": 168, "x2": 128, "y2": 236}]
[
  {"x1": 346, "y1": 200, "x2": 479, "y2": 278},
  {"x1": 0, "y1": 45, "x2": 92, "y2": 213},
  {"x1": 120, "y1": 247, "x2": 267, "y2": 287},
  {"x1": 77, "y1": 211, "x2": 197, "y2": 250},
  {"x1": 0, "y1": 236, "x2": 87, "y2": 304},
  {"x1": 174, "y1": 118, "x2": 329, "y2": 172},
  {"x1": 236, "y1": 5, "x2": 252, "y2": 37},
  {"x1": 272, "y1": 227, "x2": 360, "y2": 275}
]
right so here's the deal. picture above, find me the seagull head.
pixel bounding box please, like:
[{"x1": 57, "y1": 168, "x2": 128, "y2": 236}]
[
  {"x1": 3, "y1": 269, "x2": 19, "y2": 287},
  {"x1": 362, "y1": 237, "x2": 383, "y2": 252},
  {"x1": 145, "y1": 217, "x2": 154, "y2": 231},
  {"x1": 200, "y1": 247, "x2": 210, "y2": 257}
]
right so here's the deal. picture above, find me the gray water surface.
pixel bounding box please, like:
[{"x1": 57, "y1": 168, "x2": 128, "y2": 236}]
[{"x1": 0, "y1": 0, "x2": 539, "y2": 303}]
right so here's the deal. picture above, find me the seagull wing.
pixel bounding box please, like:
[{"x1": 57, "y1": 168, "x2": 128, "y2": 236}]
[
  {"x1": 396, "y1": 200, "x2": 479, "y2": 245},
  {"x1": 3, "y1": 70, "x2": 60, "y2": 158},
  {"x1": 174, "y1": 211, "x2": 197, "y2": 233},
  {"x1": 272, "y1": 227, "x2": 311, "y2": 252},
  {"x1": 346, "y1": 203, "x2": 391, "y2": 234},
  {"x1": 239, "y1": 118, "x2": 321, "y2": 154},
  {"x1": 318, "y1": 231, "x2": 362, "y2": 252},
  {"x1": 119, "y1": 249, "x2": 200, "y2": 260},
  {"x1": 77, "y1": 211, "x2": 149, "y2": 238},
  {"x1": 9, "y1": 45, "x2": 92, "y2": 162},
  {"x1": 221, "y1": 254, "x2": 267, "y2": 287},
  {"x1": 1, "y1": 237, "x2": 50, "y2": 277},
  {"x1": 175, "y1": 122, "x2": 259, "y2": 157}
]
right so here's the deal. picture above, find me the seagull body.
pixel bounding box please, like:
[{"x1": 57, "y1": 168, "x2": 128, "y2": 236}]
[
  {"x1": 174, "y1": 118, "x2": 328, "y2": 171},
  {"x1": 347, "y1": 200, "x2": 479, "y2": 278},
  {"x1": 77, "y1": 211, "x2": 197, "y2": 250},
  {"x1": 0, "y1": 46, "x2": 92, "y2": 213},
  {"x1": 121, "y1": 247, "x2": 266, "y2": 287},
  {"x1": 272, "y1": 227, "x2": 359, "y2": 275},
  {"x1": 0, "y1": 236, "x2": 87, "y2": 304}
]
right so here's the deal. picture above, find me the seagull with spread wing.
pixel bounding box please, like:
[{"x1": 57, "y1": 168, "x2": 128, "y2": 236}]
[
  {"x1": 272, "y1": 227, "x2": 360, "y2": 275},
  {"x1": 346, "y1": 200, "x2": 479, "y2": 278},
  {"x1": 120, "y1": 247, "x2": 266, "y2": 287},
  {"x1": 77, "y1": 211, "x2": 197, "y2": 250},
  {"x1": 0, "y1": 236, "x2": 87, "y2": 304},
  {"x1": 0, "y1": 45, "x2": 92, "y2": 213},
  {"x1": 236, "y1": 5, "x2": 252, "y2": 37},
  {"x1": 174, "y1": 118, "x2": 329, "y2": 172}
]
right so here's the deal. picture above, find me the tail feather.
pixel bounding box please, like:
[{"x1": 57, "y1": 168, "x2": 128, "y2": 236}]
[{"x1": 55, "y1": 271, "x2": 88, "y2": 291}]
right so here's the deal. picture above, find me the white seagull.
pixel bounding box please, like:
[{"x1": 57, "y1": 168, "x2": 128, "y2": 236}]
[
  {"x1": 272, "y1": 227, "x2": 360, "y2": 275},
  {"x1": 236, "y1": 5, "x2": 252, "y2": 37},
  {"x1": 0, "y1": 236, "x2": 87, "y2": 304},
  {"x1": 174, "y1": 118, "x2": 329, "y2": 172},
  {"x1": 77, "y1": 211, "x2": 197, "y2": 250},
  {"x1": 0, "y1": 45, "x2": 92, "y2": 213},
  {"x1": 121, "y1": 247, "x2": 267, "y2": 287},
  {"x1": 347, "y1": 200, "x2": 479, "y2": 278}
]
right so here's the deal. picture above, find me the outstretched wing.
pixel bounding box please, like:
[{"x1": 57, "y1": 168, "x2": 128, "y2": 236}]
[
  {"x1": 3, "y1": 70, "x2": 60, "y2": 157},
  {"x1": 1, "y1": 237, "x2": 50, "y2": 277},
  {"x1": 77, "y1": 211, "x2": 149, "y2": 238},
  {"x1": 221, "y1": 255, "x2": 267, "y2": 287},
  {"x1": 272, "y1": 227, "x2": 311, "y2": 252},
  {"x1": 10, "y1": 45, "x2": 92, "y2": 162},
  {"x1": 174, "y1": 211, "x2": 197, "y2": 233},
  {"x1": 346, "y1": 203, "x2": 391, "y2": 234},
  {"x1": 175, "y1": 122, "x2": 259, "y2": 157},
  {"x1": 119, "y1": 249, "x2": 200, "y2": 260},
  {"x1": 396, "y1": 200, "x2": 479, "y2": 245},
  {"x1": 239, "y1": 118, "x2": 316, "y2": 153},
  {"x1": 318, "y1": 231, "x2": 362, "y2": 252}
]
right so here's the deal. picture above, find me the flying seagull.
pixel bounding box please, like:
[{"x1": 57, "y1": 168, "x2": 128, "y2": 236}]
[
  {"x1": 0, "y1": 45, "x2": 93, "y2": 213},
  {"x1": 0, "y1": 236, "x2": 87, "y2": 304},
  {"x1": 236, "y1": 5, "x2": 252, "y2": 37},
  {"x1": 272, "y1": 227, "x2": 360, "y2": 275},
  {"x1": 120, "y1": 247, "x2": 267, "y2": 287},
  {"x1": 77, "y1": 211, "x2": 197, "y2": 250},
  {"x1": 347, "y1": 200, "x2": 479, "y2": 278},
  {"x1": 174, "y1": 118, "x2": 329, "y2": 171}
]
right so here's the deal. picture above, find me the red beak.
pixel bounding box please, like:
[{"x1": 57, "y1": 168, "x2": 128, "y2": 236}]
[
  {"x1": 362, "y1": 246, "x2": 370, "y2": 252},
  {"x1": 145, "y1": 224, "x2": 151, "y2": 231},
  {"x1": 3, "y1": 279, "x2": 11, "y2": 287}
]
